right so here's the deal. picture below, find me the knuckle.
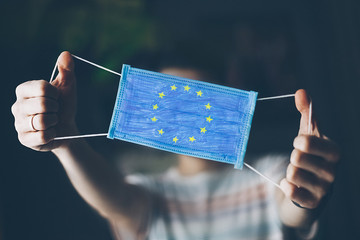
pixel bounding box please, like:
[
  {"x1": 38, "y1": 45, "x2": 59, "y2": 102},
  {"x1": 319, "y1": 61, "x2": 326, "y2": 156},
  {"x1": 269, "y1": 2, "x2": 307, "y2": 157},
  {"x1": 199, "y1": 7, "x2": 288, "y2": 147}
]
[
  {"x1": 38, "y1": 129, "x2": 55, "y2": 144},
  {"x1": 288, "y1": 186, "x2": 298, "y2": 200},
  {"x1": 14, "y1": 120, "x2": 21, "y2": 132},
  {"x1": 295, "y1": 135, "x2": 309, "y2": 152},
  {"x1": 287, "y1": 165, "x2": 298, "y2": 183},
  {"x1": 15, "y1": 83, "x2": 25, "y2": 97},
  {"x1": 17, "y1": 133, "x2": 27, "y2": 146},
  {"x1": 314, "y1": 186, "x2": 326, "y2": 200},
  {"x1": 318, "y1": 188, "x2": 326, "y2": 199},
  {"x1": 327, "y1": 174, "x2": 335, "y2": 183},
  {"x1": 290, "y1": 149, "x2": 301, "y2": 166},
  {"x1": 38, "y1": 131, "x2": 48, "y2": 143},
  {"x1": 38, "y1": 80, "x2": 49, "y2": 95},
  {"x1": 330, "y1": 151, "x2": 341, "y2": 162},
  {"x1": 35, "y1": 115, "x2": 46, "y2": 130},
  {"x1": 321, "y1": 168, "x2": 335, "y2": 183},
  {"x1": 306, "y1": 199, "x2": 318, "y2": 209},
  {"x1": 327, "y1": 172, "x2": 335, "y2": 183},
  {"x1": 302, "y1": 136, "x2": 313, "y2": 152},
  {"x1": 318, "y1": 162, "x2": 335, "y2": 182},
  {"x1": 39, "y1": 99, "x2": 48, "y2": 112},
  {"x1": 11, "y1": 102, "x2": 18, "y2": 115}
]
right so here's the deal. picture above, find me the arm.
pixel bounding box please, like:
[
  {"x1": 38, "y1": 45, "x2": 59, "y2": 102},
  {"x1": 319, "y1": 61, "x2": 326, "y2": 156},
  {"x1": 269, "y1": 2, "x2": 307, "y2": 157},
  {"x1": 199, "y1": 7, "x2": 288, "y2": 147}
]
[
  {"x1": 277, "y1": 90, "x2": 340, "y2": 232},
  {"x1": 11, "y1": 51, "x2": 151, "y2": 236},
  {"x1": 53, "y1": 138, "x2": 151, "y2": 234}
]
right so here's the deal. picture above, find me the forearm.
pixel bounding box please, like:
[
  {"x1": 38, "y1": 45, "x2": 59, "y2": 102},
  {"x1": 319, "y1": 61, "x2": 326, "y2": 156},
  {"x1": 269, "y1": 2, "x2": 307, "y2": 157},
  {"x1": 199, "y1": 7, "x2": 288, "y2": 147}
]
[{"x1": 52, "y1": 139, "x2": 149, "y2": 226}]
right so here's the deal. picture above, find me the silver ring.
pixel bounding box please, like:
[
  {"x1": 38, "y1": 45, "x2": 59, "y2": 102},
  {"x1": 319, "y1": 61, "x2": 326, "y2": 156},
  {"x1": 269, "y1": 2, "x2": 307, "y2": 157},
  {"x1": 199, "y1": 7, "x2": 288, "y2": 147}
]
[{"x1": 30, "y1": 115, "x2": 37, "y2": 131}]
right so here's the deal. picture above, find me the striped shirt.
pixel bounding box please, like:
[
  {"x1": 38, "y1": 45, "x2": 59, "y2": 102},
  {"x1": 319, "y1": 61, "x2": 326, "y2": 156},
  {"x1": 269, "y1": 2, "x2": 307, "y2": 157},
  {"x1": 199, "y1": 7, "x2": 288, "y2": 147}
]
[{"x1": 111, "y1": 154, "x2": 317, "y2": 240}]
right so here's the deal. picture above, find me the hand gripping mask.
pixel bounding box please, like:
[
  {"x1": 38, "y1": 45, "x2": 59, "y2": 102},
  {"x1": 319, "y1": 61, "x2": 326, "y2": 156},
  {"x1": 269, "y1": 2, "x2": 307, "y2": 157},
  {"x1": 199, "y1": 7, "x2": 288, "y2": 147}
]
[{"x1": 107, "y1": 64, "x2": 257, "y2": 169}]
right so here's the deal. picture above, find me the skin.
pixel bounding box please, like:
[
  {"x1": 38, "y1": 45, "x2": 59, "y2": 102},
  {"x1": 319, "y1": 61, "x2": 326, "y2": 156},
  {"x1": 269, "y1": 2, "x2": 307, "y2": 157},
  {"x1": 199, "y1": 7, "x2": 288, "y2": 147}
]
[{"x1": 12, "y1": 51, "x2": 340, "y2": 237}]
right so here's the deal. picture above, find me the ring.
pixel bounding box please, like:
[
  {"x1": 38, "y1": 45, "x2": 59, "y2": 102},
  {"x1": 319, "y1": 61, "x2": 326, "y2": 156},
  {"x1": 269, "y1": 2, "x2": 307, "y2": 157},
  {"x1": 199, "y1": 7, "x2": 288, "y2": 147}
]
[{"x1": 30, "y1": 115, "x2": 37, "y2": 131}]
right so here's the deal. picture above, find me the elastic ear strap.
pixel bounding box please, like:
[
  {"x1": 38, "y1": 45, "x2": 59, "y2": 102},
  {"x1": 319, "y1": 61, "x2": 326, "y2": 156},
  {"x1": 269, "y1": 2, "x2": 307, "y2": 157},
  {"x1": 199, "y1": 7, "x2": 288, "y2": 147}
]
[
  {"x1": 308, "y1": 100, "x2": 313, "y2": 135},
  {"x1": 257, "y1": 94, "x2": 295, "y2": 101},
  {"x1": 243, "y1": 162, "x2": 281, "y2": 189},
  {"x1": 49, "y1": 59, "x2": 58, "y2": 83},
  {"x1": 53, "y1": 133, "x2": 108, "y2": 140}
]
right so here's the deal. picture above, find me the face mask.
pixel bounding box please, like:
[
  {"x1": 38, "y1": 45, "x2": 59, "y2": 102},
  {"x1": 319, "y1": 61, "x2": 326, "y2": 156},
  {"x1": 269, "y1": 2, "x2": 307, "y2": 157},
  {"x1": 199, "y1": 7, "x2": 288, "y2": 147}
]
[{"x1": 107, "y1": 64, "x2": 257, "y2": 169}]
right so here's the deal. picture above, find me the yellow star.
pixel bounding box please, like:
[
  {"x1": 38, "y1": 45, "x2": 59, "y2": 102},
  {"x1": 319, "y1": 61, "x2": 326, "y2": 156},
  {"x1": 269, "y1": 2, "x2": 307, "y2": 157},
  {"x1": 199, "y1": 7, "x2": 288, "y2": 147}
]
[
  {"x1": 158, "y1": 92, "x2": 165, "y2": 98},
  {"x1": 173, "y1": 136, "x2": 179, "y2": 143},
  {"x1": 158, "y1": 129, "x2": 164, "y2": 135},
  {"x1": 200, "y1": 127, "x2": 207, "y2": 133},
  {"x1": 171, "y1": 85, "x2": 177, "y2": 91},
  {"x1": 189, "y1": 136, "x2": 196, "y2": 142},
  {"x1": 151, "y1": 117, "x2": 158, "y2": 122},
  {"x1": 196, "y1": 90, "x2": 203, "y2": 97},
  {"x1": 153, "y1": 104, "x2": 158, "y2": 110},
  {"x1": 205, "y1": 103, "x2": 212, "y2": 110},
  {"x1": 184, "y1": 85, "x2": 190, "y2": 91},
  {"x1": 206, "y1": 116, "x2": 213, "y2": 123}
]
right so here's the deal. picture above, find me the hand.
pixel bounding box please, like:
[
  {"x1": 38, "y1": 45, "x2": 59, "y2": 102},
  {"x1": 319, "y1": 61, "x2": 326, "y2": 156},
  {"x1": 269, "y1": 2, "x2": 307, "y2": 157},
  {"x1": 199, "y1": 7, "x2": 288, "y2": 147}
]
[
  {"x1": 280, "y1": 89, "x2": 340, "y2": 209},
  {"x1": 11, "y1": 51, "x2": 78, "y2": 151}
]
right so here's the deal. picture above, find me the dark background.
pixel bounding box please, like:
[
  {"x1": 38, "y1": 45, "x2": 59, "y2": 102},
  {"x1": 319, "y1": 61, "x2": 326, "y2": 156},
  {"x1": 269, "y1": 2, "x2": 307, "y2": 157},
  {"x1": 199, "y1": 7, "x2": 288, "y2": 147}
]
[{"x1": 1, "y1": 0, "x2": 360, "y2": 239}]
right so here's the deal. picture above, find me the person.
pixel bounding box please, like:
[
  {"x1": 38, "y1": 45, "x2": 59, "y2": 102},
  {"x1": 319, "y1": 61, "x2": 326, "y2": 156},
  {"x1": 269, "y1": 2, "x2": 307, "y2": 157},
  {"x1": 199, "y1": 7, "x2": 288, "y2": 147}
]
[{"x1": 11, "y1": 51, "x2": 340, "y2": 239}]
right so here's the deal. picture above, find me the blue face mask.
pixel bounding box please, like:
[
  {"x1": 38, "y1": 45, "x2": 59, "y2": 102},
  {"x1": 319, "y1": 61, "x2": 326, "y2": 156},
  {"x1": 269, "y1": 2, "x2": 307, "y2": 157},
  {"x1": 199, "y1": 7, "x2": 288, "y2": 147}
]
[{"x1": 107, "y1": 64, "x2": 257, "y2": 169}]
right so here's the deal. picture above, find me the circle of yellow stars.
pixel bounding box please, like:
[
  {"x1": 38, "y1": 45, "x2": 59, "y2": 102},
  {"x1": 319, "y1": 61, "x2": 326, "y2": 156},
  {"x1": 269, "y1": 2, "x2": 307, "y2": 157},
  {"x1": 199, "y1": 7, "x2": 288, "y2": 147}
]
[{"x1": 152, "y1": 84, "x2": 213, "y2": 144}]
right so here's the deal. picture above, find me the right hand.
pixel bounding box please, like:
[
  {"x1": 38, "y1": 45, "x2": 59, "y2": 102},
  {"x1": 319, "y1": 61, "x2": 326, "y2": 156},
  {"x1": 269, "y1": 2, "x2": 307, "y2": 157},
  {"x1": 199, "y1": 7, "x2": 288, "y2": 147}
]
[{"x1": 11, "y1": 51, "x2": 78, "y2": 151}]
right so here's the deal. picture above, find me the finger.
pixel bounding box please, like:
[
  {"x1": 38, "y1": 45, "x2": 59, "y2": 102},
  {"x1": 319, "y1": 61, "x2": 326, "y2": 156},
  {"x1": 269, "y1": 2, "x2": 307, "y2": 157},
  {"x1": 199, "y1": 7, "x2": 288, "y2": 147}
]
[
  {"x1": 14, "y1": 113, "x2": 58, "y2": 133},
  {"x1": 32, "y1": 113, "x2": 58, "y2": 131},
  {"x1": 290, "y1": 149, "x2": 335, "y2": 182},
  {"x1": 286, "y1": 164, "x2": 329, "y2": 200},
  {"x1": 294, "y1": 135, "x2": 340, "y2": 162},
  {"x1": 14, "y1": 97, "x2": 59, "y2": 116},
  {"x1": 15, "y1": 80, "x2": 59, "y2": 99},
  {"x1": 280, "y1": 179, "x2": 319, "y2": 209},
  {"x1": 52, "y1": 51, "x2": 76, "y2": 88},
  {"x1": 295, "y1": 89, "x2": 320, "y2": 136},
  {"x1": 18, "y1": 128, "x2": 56, "y2": 147}
]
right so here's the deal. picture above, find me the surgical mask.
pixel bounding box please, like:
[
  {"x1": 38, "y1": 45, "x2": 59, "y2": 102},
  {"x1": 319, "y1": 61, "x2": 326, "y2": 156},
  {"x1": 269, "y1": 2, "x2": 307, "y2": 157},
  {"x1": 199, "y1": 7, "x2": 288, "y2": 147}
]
[{"x1": 107, "y1": 64, "x2": 257, "y2": 169}]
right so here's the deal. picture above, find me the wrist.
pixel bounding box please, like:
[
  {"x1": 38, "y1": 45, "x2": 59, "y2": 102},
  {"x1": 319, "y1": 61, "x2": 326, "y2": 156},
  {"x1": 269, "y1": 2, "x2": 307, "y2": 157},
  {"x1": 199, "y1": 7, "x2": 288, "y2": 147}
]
[
  {"x1": 51, "y1": 123, "x2": 80, "y2": 154},
  {"x1": 51, "y1": 136, "x2": 92, "y2": 171},
  {"x1": 278, "y1": 192, "x2": 317, "y2": 229},
  {"x1": 282, "y1": 220, "x2": 319, "y2": 239}
]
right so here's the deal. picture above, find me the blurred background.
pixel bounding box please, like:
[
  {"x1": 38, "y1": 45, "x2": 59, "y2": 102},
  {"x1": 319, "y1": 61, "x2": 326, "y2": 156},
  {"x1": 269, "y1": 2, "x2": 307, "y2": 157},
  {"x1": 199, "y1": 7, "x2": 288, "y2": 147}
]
[{"x1": 1, "y1": 0, "x2": 360, "y2": 239}]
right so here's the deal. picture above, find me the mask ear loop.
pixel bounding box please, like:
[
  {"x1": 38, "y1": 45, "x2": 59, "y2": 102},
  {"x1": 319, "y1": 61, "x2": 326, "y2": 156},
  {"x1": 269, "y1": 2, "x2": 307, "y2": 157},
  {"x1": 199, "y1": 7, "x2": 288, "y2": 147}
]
[
  {"x1": 243, "y1": 162, "x2": 281, "y2": 189},
  {"x1": 308, "y1": 100, "x2": 313, "y2": 135}
]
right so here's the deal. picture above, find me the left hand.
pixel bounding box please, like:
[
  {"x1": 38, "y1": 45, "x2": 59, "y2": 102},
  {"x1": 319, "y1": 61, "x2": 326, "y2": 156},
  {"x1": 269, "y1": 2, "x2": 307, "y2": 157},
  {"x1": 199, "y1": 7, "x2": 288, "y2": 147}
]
[{"x1": 280, "y1": 89, "x2": 340, "y2": 209}]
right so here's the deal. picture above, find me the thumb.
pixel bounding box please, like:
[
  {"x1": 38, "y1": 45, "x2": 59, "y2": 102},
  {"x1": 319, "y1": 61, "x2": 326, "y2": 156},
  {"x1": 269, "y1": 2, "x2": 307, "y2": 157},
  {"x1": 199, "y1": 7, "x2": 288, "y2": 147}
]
[
  {"x1": 52, "y1": 51, "x2": 76, "y2": 89},
  {"x1": 50, "y1": 51, "x2": 77, "y2": 126},
  {"x1": 295, "y1": 89, "x2": 320, "y2": 136}
]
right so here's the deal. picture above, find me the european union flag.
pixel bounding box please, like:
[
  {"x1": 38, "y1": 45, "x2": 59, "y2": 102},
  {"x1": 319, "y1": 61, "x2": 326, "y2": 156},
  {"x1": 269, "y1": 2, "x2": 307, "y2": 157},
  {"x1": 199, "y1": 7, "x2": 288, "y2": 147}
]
[{"x1": 108, "y1": 64, "x2": 257, "y2": 169}]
